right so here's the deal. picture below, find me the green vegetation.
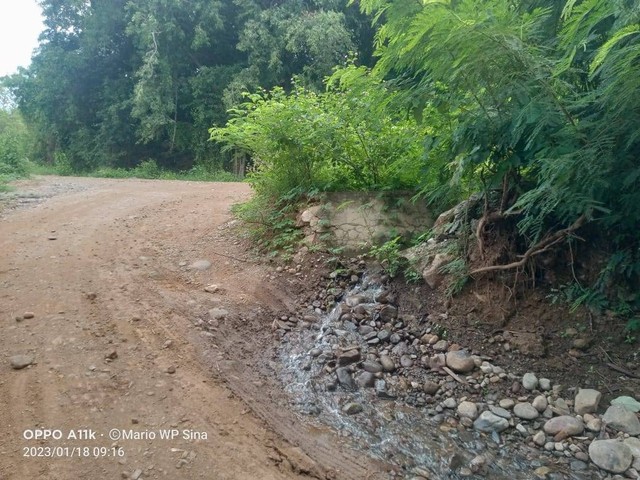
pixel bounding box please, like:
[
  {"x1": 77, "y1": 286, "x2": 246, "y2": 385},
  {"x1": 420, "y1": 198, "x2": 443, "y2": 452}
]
[
  {"x1": 2, "y1": 0, "x2": 373, "y2": 174},
  {"x1": 0, "y1": 96, "x2": 32, "y2": 190},
  {"x1": 211, "y1": 66, "x2": 426, "y2": 196},
  {"x1": 210, "y1": 0, "x2": 640, "y2": 327}
]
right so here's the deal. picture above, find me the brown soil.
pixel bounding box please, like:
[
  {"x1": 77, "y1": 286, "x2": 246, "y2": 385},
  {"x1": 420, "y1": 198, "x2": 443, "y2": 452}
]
[
  {"x1": 0, "y1": 176, "x2": 387, "y2": 480},
  {"x1": 1, "y1": 176, "x2": 637, "y2": 480}
]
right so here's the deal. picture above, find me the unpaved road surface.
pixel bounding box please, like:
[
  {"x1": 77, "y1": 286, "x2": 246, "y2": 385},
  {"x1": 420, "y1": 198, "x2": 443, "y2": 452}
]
[{"x1": 0, "y1": 177, "x2": 386, "y2": 480}]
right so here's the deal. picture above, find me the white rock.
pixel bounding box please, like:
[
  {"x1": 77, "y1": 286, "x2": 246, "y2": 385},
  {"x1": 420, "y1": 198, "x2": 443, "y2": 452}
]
[
  {"x1": 473, "y1": 411, "x2": 509, "y2": 433},
  {"x1": 539, "y1": 378, "x2": 551, "y2": 391},
  {"x1": 514, "y1": 402, "x2": 539, "y2": 420},
  {"x1": 522, "y1": 372, "x2": 538, "y2": 391},
  {"x1": 533, "y1": 430, "x2": 546, "y2": 446},
  {"x1": 445, "y1": 350, "x2": 475, "y2": 373},
  {"x1": 457, "y1": 401, "x2": 479, "y2": 420},
  {"x1": 443, "y1": 397, "x2": 457, "y2": 409},
  {"x1": 543, "y1": 416, "x2": 584, "y2": 437},
  {"x1": 532, "y1": 395, "x2": 548, "y2": 412},
  {"x1": 499, "y1": 398, "x2": 515, "y2": 409},
  {"x1": 574, "y1": 388, "x2": 602, "y2": 415}
]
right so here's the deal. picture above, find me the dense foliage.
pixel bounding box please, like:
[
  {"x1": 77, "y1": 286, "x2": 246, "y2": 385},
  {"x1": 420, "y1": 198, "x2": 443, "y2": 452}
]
[
  {"x1": 213, "y1": 0, "x2": 640, "y2": 317},
  {"x1": 2, "y1": 0, "x2": 373, "y2": 173},
  {"x1": 211, "y1": 66, "x2": 427, "y2": 197},
  {"x1": 0, "y1": 90, "x2": 33, "y2": 189}
]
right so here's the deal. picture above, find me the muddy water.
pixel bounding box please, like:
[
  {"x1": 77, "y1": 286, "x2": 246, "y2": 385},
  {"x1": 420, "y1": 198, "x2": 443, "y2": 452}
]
[{"x1": 278, "y1": 278, "x2": 592, "y2": 479}]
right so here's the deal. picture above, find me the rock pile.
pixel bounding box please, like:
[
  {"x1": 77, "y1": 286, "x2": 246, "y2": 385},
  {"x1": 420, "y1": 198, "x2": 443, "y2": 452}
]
[{"x1": 273, "y1": 262, "x2": 640, "y2": 479}]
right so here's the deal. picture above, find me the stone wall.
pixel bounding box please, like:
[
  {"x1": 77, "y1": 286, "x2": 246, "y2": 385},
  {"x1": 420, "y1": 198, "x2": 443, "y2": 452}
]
[{"x1": 297, "y1": 191, "x2": 433, "y2": 252}]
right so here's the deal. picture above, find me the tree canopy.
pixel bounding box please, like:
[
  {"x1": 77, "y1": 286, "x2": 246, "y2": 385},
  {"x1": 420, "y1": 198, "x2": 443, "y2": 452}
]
[{"x1": 2, "y1": 0, "x2": 373, "y2": 171}]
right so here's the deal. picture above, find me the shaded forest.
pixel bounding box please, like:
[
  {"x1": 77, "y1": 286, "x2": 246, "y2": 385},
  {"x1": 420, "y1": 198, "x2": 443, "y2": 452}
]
[{"x1": 2, "y1": 0, "x2": 374, "y2": 172}]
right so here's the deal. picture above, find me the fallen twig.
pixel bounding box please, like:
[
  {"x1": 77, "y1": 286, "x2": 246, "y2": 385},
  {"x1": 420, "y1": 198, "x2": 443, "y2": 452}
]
[
  {"x1": 606, "y1": 362, "x2": 640, "y2": 379},
  {"x1": 443, "y1": 366, "x2": 467, "y2": 384}
]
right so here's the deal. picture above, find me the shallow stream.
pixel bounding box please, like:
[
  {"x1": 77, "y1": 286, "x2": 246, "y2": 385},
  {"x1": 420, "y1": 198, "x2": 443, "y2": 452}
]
[{"x1": 277, "y1": 277, "x2": 598, "y2": 479}]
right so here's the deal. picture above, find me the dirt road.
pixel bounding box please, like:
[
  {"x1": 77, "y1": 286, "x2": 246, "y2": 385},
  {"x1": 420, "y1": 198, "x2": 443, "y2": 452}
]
[{"x1": 0, "y1": 177, "x2": 383, "y2": 480}]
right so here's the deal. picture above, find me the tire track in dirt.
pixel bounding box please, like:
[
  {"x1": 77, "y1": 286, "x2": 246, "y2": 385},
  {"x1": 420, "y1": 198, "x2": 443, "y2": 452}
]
[{"x1": 1, "y1": 176, "x2": 391, "y2": 480}]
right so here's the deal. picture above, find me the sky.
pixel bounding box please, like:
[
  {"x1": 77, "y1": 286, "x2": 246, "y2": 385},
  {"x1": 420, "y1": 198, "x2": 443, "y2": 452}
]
[{"x1": 0, "y1": 0, "x2": 44, "y2": 76}]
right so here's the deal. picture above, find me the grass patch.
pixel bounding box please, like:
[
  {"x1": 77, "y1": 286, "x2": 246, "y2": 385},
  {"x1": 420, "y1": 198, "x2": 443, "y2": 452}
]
[{"x1": 28, "y1": 160, "x2": 242, "y2": 182}]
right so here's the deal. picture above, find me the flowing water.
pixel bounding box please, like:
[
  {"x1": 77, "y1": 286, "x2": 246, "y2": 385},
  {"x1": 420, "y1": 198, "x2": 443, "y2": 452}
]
[{"x1": 278, "y1": 277, "x2": 598, "y2": 479}]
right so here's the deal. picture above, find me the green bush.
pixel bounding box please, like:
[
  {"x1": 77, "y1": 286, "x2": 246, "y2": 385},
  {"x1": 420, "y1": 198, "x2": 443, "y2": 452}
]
[
  {"x1": 0, "y1": 108, "x2": 32, "y2": 186},
  {"x1": 210, "y1": 66, "x2": 427, "y2": 200}
]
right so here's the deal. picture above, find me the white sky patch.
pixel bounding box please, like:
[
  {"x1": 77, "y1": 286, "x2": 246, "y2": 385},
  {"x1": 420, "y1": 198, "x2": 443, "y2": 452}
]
[{"x1": 0, "y1": 0, "x2": 44, "y2": 76}]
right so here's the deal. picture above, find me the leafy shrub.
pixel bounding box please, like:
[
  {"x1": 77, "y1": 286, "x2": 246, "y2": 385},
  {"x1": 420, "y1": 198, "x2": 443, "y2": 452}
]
[{"x1": 210, "y1": 65, "x2": 427, "y2": 200}]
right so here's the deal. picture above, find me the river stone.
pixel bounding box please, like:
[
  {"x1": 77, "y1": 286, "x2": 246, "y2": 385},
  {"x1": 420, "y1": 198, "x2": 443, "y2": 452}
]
[
  {"x1": 611, "y1": 396, "x2": 640, "y2": 413},
  {"x1": 522, "y1": 372, "x2": 539, "y2": 391},
  {"x1": 489, "y1": 405, "x2": 511, "y2": 419},
  {"x1": 514, "y1": 402, "x2": 539, "y2": 420},
  {"x1": 380, "y1": 355, "x2": 396, "y2": 372},
  {"x1": 400, "y1": 355, "x2": 414, "y2": 368},
  {"x1": 359, "y1": 325, "x2": 374, "y2": 335},
  {"x1": 588, "y1": 439, "x2": 633, "y2": 473},
  {"x1": 337, "y1": 349, "x2": 361, "y2": 366},
  {"x1": 362, "y1": 361, "x2": 383, "y2": 373},
  {"x1": 574, "y1": 388, "x2": 602, "y2": 415},
  {"x1": 543, "y1": 416, "x2": 584, "y2": 437},
  {"x1": 336, "y1": 367, "x2": 356, "y2": 390},
  {"x1": 533, "y1": 430, "x2": 546, "y2": 446},
  {"x1": 532, "y1": 395, "x2": 548, "y2": 412},
  {"x1": 433, "y1": 340, "x2": 449, "y2": 352},
  {"x1": 377, "y1": 330, "x2": 391, "y2": 342},
  {"x1": 445, "y1": 350, "x2": 475, "y2": 373},
  {"x1": 602, "y1": 405, "x2": 640, "y2": 435},
  {"x1": 457, "y1": 401, "x2": 479, "y2": 420},
  {"x1": 443, "y1": 397, "x2": 457, "y2": 409},
  {"x1": 499, "y1": 398, "x2": 516, "y2": 409},
  {"x1": 342, "y1": 402, "x2": 363, "y2": 415},
  {"x1": 379, "y1": 305, "x2": 398, "y2": 322},
  {"x1": 624, "y1": 437, "x2": 640, "y2": 470},
  {"x1": 10, "y1": 354, "x2": 34, "y2": 369},
  {"x1": 552, "y1": 397, "x2": 571, "y2": 415},
  {"x1": 190, "y1": 259, "x2": 212, "y2": 270},
  {"x1": 539, "y1": 378, "x2": 551, "y2": 391},
  {"x1": 423, "y1": 380, "x2": 440, "y2": 395},
  {"x1": 421, "y1": 333, "x2": 439, "y2": 345},
  {"x1": 473, "y1": 411, "x2": 509, "y2": 433},
  {"x1": 356, "y1": 371, "x2": 376, "y2": 388}
]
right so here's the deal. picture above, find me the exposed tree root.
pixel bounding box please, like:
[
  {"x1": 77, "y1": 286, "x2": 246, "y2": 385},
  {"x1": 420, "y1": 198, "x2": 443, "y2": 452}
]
[{"x1": 470, "y1": 214, "x2": 587, "y2": 276}]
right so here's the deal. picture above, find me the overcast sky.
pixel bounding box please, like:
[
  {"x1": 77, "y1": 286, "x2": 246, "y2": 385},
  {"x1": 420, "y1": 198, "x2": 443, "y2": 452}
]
[{"x1": 0, "y1": 0, "x2": 44, "y2": 76}]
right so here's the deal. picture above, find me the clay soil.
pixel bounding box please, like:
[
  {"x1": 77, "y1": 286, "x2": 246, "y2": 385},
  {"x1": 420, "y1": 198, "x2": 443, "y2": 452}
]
[
  {"x1": 0, "y1": 176, "x2": 388, "y2": 480},
  {"x1": 0, "y1": 176, "x2": 637, "y2": 480}
]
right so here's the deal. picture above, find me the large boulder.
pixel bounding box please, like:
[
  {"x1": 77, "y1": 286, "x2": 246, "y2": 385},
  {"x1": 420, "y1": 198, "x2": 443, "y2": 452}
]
[
  {"x1": 602, "y1": 405, "x2": 640, "y2": 435},
  {"x1": 588, "y1": 440, "x2": 633, "y2": 474}
]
